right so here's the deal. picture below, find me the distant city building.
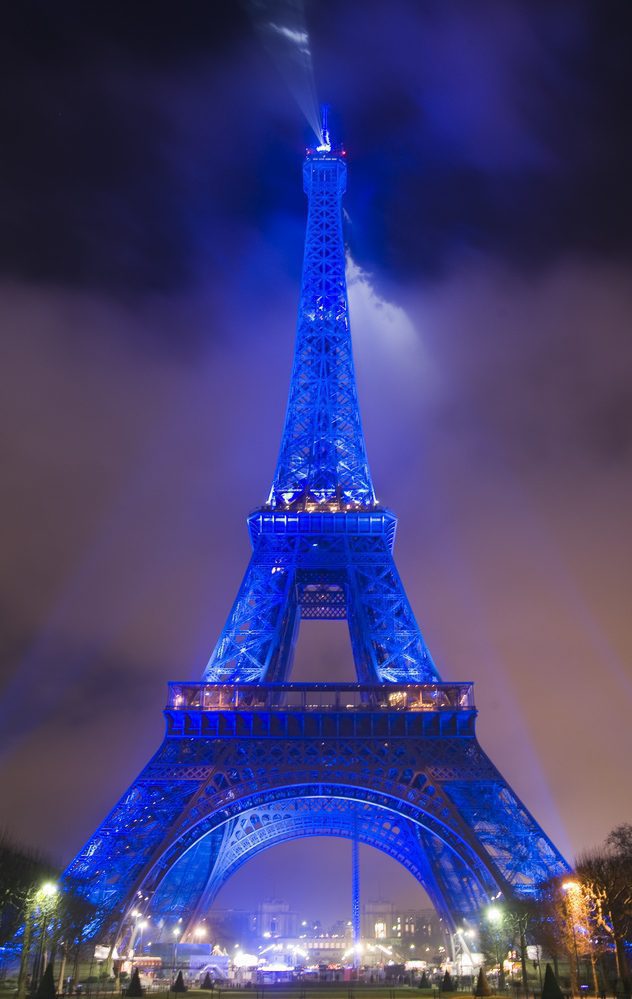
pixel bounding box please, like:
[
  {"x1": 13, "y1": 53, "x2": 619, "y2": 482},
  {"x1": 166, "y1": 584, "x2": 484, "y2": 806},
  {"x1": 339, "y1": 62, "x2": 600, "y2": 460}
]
[
  {"x1": 362, "y1": 900, "x2": 445, "y2": 953},
  {"x1": 328, "y1": 919, "x2": 353, "y2": 939},
  {"x1": 251, "y1": 898, "x2": 299, "y2": 940},
  {"x1": 198, "y1": 896, "x2": 446, "y2": 974}
]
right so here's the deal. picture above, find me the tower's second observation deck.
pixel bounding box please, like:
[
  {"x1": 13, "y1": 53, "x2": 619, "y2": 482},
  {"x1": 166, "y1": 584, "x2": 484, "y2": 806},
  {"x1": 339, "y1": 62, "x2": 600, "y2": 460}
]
[
  {"x1": 165, "y1": 683, "x2": 476, "y2": 739},
  {"x1": 168, "y1": 681, "x2": 474, "y2": 712}
]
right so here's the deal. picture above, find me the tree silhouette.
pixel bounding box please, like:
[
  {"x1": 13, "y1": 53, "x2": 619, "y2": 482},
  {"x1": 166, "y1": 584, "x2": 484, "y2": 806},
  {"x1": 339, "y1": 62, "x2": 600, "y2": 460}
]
[
  {"x1": 541, "y1": 964, "x2": 564, "y2": 999},
  {"x1": 35, "y1": 961, "x2": 56, "y2": 999},
  {"x1": 126, "y1": 968, "x2": 143, "y2": 997},
  {"x1": 441, "y1": 970, "x2": 454, "y2": 992},
  {"x1": 474, "y1": 968, "x2": 492, "y2": 997},
  {"x1": 576, "y1": 823, "x2": 632, "y2": 982},
  {"x1": 0, "y1": 832, "x2": 57, "y2": 945},
  {"x1": 173, "y1": 971, "x2": 187, "y2": 993}
]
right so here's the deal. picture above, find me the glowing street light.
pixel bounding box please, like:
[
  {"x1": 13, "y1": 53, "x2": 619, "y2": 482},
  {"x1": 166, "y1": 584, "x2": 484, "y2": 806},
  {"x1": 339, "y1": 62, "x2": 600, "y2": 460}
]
[
  {"x1": 485, "y1": 905, "x2": 506, "y2": 991},
  {"x1": 136, "y1": 920, "x2": 148, "y2": 955},
  {"x1": 128, "y1": 910, "x2": 149, "y2": 958},
  {"x1": 19, "y1": 881, "x2": 60, "y2": 999},
  {"x1": 562, "y1": 880, "x2": 582, "y2": 987},
  {"x1": 173, "y1": 927, "x2": 181, "y2": 976}
]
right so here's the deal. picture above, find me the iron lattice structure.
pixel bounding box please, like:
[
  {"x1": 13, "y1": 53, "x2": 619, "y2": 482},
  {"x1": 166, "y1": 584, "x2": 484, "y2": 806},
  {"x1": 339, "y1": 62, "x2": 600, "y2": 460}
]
[{"x1": 64, "y1": 120, "x2": 568, "y2": 948}]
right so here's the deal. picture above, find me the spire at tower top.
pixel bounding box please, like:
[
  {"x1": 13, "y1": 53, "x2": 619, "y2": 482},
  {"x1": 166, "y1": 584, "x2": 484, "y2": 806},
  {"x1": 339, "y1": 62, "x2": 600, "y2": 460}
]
[
  {"x1": 308, "y1": 104, "x2": 346, "y2": 158},
  {"x1": 317, "y1": 104, "x2": 331, "y2": 152},
  {"x1": 268, "y1": 109, "x2": 375, "y2": 510}
]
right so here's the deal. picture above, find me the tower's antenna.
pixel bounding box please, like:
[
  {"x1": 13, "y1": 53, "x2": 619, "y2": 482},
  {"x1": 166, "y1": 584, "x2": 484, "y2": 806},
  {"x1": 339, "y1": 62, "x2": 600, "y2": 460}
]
[{"x1": 317, "y1": 103, "x2": 331, "y2": 152}]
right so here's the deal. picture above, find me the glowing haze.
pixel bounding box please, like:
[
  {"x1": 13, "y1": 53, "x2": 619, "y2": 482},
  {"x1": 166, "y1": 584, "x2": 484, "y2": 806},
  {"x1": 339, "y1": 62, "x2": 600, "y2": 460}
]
[{"x1": 0, "y1": 1, "x2": 631, "y2": 924}]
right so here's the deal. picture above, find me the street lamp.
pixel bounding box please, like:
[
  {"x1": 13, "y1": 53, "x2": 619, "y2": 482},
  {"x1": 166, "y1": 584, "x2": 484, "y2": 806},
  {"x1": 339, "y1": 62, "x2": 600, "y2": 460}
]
[
  {"x1": 173, "y1": 928, "x2": 181, "y2": 977},
  {"x1": 486, "y1": 905, "x2": 506, "y2": 993},
  {"x1": 19, "y1": 881, "x2": 60, "y2": 998},
  {"x1": 137, "y1": 920, "x2": 148, "y2": 955},
  {"x1": 35, "y1": 884, "x2": 59, "y2": 983},
  {"x1": 129, "y1": 911, "x2": 149, "y2": 961},
  {"x1": 453, "y1": 927, "x2": 477, "y2": 986},
  {"x1": 562, "y1": 882, "x2": 582, "y2": 993}
]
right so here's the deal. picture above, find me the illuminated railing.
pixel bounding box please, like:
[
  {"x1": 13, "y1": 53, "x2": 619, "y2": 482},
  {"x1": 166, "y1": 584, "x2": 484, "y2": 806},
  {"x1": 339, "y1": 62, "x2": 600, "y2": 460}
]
[{"x1": 166, "y1": 682, "x2": 474, "y2": 713}]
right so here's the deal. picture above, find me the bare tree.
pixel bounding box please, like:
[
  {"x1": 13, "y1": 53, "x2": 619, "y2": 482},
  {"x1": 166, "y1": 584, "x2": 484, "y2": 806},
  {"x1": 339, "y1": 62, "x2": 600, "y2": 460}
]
[
  {"x1": 576, "y1": 823, "x2": 632, "y2": 986},
  {"x1": 0, "y1": 830, "x2": 57, "y2": 945}
]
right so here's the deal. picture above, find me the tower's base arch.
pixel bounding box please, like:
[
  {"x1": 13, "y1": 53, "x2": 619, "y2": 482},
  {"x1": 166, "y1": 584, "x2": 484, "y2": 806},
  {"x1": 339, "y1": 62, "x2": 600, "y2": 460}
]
[{"x1": 143, "y1": 793, "x2": 496, "y2": 945}]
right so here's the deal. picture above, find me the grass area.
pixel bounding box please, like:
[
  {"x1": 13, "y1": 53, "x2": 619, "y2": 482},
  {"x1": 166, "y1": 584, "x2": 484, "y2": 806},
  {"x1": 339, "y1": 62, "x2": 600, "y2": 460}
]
[
  {"x1": 95, "y1": 991, "x2": 423, "y2": 999},
  {"x1": 109, "y1": 992, "x2": 448, "y2": 999},
  {"x1": 0, "y1": 987, "x2": 506, "y2": 999},
  {"x1": 107, "y1": 991, "x2": 474, "y2": 999}
]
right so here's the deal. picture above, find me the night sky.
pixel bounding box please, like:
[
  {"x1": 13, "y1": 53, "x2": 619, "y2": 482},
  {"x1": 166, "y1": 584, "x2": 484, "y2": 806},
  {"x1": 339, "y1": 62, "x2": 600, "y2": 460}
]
[{"x1": 1, "y1": 1, "x2": 631, "y2": 926}]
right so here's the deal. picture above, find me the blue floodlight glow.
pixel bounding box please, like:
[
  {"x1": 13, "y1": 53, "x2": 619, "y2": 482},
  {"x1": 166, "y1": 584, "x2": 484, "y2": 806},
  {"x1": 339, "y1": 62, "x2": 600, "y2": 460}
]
[
  {"x1": 316, "y1": 103, "x2": 332, "y2": 151},
  {"x1": 60, "y1": 114, "x2": 569, "y2": 952}
]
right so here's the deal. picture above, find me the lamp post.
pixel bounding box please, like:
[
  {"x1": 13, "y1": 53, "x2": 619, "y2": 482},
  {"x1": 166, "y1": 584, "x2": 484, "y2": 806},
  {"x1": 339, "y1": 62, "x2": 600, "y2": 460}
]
[
  {"x1": 16, "y1": 881, "x2": 60, "y2": 999},
  {"x1": 173, "y1": 928, "x2": 181, "y2": 981},
  {"x1": 137, "y1": 920, "x2": 148, "y2": 956},
  {"x1": 35, "y1": 882, "x2": 59, "y2": 994},
  {"x1": 562, "y1": 882, "x2": 582, "y2": 996},
  {"x1": 453, "y1": 927, "x2": 477, "y2": 987},
  {"x1": 486, "y1": 906, "x2": 506, "y2": 993},
  {"x1": 128, "y1": 909, "x2": 149, "y2": 987}
]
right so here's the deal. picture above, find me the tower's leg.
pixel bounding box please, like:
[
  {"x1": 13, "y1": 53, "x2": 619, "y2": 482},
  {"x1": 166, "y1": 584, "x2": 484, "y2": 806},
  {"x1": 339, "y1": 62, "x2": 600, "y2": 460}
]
[
  {"x1": 204, "y1": 543, "x2": 300, "y2": 683},
  {"x1": 346, "y1": 535, "x2": 439, "y2": 683}
]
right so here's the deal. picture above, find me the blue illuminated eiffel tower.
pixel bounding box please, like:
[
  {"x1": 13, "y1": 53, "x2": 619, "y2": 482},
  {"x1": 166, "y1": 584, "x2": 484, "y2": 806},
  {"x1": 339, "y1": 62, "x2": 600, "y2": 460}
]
[{"x1": 64, "y1": 112, "x2": 568, "y2": 950}]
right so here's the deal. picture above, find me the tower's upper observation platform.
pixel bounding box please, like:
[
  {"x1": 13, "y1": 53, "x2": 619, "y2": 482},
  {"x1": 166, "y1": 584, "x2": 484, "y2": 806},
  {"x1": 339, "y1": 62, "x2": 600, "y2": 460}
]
[{"x1": 268, "y1": 108, "x2": 376, "y2": 512}]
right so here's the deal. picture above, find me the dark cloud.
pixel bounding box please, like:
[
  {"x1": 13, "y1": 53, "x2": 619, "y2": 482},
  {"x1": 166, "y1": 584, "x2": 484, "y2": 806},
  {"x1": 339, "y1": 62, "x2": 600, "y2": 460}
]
[
  {"x1": 333, "y1": 1, "x2": 632, "y2": 277},
  {"x1": 0, "y1": 3, "x2": 287, "y2": 299},
  {"x1": 1, "y1": 1, "x2": 631, "y2": 303}
]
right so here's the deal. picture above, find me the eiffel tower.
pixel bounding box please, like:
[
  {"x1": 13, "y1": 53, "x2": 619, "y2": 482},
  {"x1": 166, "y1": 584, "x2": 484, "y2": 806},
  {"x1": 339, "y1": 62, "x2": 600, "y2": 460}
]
[{"x1": 64, "y1": 111, "x2": 568, "y2": 949}]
